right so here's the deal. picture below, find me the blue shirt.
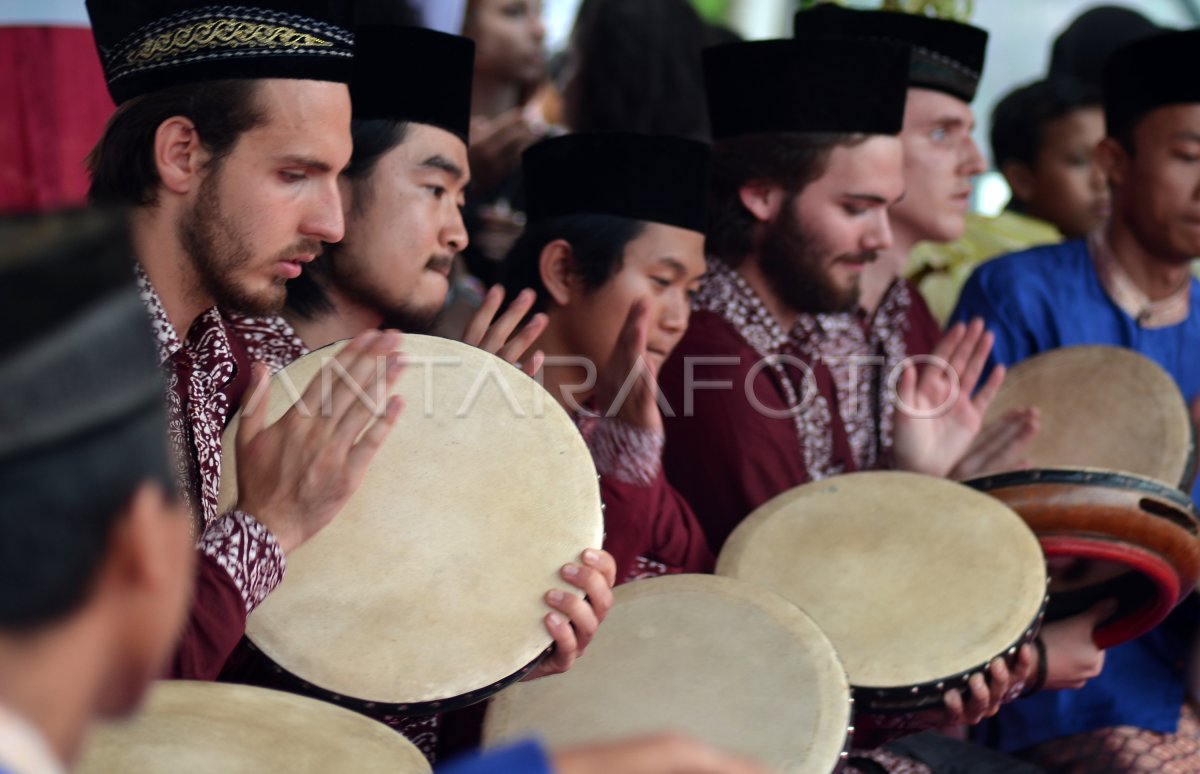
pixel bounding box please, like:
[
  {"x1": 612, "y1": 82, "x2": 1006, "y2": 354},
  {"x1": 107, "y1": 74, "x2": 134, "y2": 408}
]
[
  {"x1": 951, "y1": 239, "x2": 1200, "y2": 471},
  {"x1": 437, "y1": 740, "x2": 553, "y2": 774},
  {"x1": 951, "y1": 238, "x2": 1200, "y2": 751}
]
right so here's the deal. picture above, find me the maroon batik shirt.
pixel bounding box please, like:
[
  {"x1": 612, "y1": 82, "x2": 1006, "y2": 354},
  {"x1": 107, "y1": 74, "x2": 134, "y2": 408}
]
[
  {"x1": 135, "y1": 268, "x2": 287, "y2": 679},
  {"x1": 573, "y1": 413, "x2": 714, "y2": 583},
  {"x1": 660, "y1": 257, "x2": 858, "y2": 551}
]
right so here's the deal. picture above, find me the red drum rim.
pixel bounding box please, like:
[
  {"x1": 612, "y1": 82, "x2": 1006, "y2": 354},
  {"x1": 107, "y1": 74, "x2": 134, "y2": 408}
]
[{"x1": 1040, "y1": 536, "x2": 1181, "y2": 649}]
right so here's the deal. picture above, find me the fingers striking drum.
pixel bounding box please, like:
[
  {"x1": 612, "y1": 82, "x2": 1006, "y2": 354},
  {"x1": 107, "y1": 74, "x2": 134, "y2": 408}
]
[
  {"x1": 716, "y1": 471, "x2": 1049, "y2": 714},
  {"x1": 217, "y1": 335, "x2": 604, "y2": 715}
]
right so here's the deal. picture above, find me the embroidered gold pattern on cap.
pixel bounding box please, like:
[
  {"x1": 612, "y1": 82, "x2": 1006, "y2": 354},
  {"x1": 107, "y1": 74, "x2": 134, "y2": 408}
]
[{"x1": 126, "y1": 18, "x2": 332, "y2": 67}]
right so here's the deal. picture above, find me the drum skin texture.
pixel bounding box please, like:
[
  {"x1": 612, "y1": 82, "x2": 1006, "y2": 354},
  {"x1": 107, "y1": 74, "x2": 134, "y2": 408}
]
[
  {"x1": 717, "y1": 471, "x2": 1048, "y2": 713},
  {"x1": 982, "y1": 345, "x2": 1195, "y2": 490},
  {"x1": 76, "y1": 681, "x2": 430, "y2": 773},
  {"x1": 967, "y1": 468, "x2": 1200, "y2": 649},
  {"x1": 217, "y1": 335, "x2": 604, "y2": 713},
  {"x1": 483, "y1": 574, "x2": 853, "y2": 773}
]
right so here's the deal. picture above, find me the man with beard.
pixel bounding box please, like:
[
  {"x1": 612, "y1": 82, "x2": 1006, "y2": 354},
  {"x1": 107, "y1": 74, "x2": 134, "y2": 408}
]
[
  {"x1": 227, "y1": 23, "x2": 615, "y2": 761},
  {"x1": 83, "y1": 0, "x2": 411, "y2": 683},
  {"x1": 661, "y1": 36, "x2": 1007, "y2": 551},
  {"x1": 658, "y1": 36, "x2": 1030, "y2": 771},
  {"x1": 788, "y1": 6, "x2": 1040, "y2": 498},
  {"x1": 786, "y1": 8, "x2": 1110, "y2": 768}
]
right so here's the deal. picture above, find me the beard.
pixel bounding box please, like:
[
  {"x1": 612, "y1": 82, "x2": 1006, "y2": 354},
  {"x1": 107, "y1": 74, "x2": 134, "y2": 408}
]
[
  {"x1": 179, "y1": 168, "x2": 322, "y2": 316},
  {"x1": 330, "y1": 250, "x2": 450, "y2": 334},
  {"x1": 758, "y1": 198, "x2": 873, "y2": 315}
]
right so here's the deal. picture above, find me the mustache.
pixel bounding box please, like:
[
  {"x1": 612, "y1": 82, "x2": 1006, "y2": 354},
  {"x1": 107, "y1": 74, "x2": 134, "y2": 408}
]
[
  {"x1": 425, "y1": 255, "x2": 454, "y2": 272},
  {"x1": 835, "y1": 251, "x2": 878, "y2": 265},
  {"x1": 278, "y1": 240, "x2": 325, "y2": 261}
]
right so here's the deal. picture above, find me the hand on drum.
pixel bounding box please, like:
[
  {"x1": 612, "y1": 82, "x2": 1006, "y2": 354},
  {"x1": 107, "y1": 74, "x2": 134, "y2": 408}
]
[
  {"x1": 234, "y1": 329, "x2": 406, "y2": 555},
  {"x1": 524, "y1": 548, "x2": 618, "y2": 681},
  {"x1": 892, "y1": 318, "x2": 1005, "y2": 478},
  {"x1": 1037, "y1": 600, "x2": 1114, "y2": 690},
  {"x1": 925, "y1": 645, "x2": 1035, "y2": 727},
  {"x1": 593, "y1": 299, "x2": 663, "y2": 433},
  {"x1": 551, "y1": 732, "x2": 771, "y2": 774},
  {"x1": 460, "y1": 285, "x2": 548, "y2": 377},
  {"x1": 949, "y1": 406, "x2": 1040, "y2": 480}
]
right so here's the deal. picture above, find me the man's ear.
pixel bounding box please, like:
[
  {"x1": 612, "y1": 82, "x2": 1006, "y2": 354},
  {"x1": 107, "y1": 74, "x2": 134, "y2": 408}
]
[
  {"x1": 1001, "y1": 160, "x2": 1036, "y2": 205},
  {"x1": 737, "y1": 181, "x2": 787, "y2": 224},
  {"x1": 103, "y1": 482, "x2": 179, "y2": 598},
  {"x1": 1095, "y1": 136, "x2": 1130, "y2": 190},
  {"x1": 154, "y1": 116, "x2": 212, "y2": 196},
  {"x1": 538, "y1": 239, "x2": 576, "y2": 307}
]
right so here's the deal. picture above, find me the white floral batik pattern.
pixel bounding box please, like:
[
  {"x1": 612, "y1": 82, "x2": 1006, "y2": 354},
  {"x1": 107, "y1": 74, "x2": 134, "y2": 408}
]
[
  {"x1": 578, "y1": 415, "x2": 664, "y2": 486},
  {"x1": 226, "y1": 312, "x2": 309, "y2": 375},
  {"x1": 795, "y1": 279, "x2": 912, "y2": 473},
  {"x1": 136, "y1": 267, "x2": 286, "y2": 609},
  {"x1": 196, "y1": 510, "x2": 287, "y2": 614}
]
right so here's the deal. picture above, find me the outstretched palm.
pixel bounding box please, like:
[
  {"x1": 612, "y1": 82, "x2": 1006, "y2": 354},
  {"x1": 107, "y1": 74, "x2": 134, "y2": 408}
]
[
  {"x1": 594, "y1": 299, "x2": 663, "y2": 432},
  {"x1": 892, "y1": 319, "x2": 1006, "y2": 478}
]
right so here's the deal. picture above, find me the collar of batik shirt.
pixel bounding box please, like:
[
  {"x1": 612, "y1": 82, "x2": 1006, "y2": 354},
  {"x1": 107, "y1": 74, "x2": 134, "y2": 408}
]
[{"x1": 692, "y1": 256, "x2": 793, "y2": 359}]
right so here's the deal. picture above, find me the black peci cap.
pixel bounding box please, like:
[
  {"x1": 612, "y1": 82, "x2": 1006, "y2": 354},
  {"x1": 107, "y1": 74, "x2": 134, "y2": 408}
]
[
  {"x1": 86, "y1": 0, "x2": 355, "y2": 104},
  {"x1": 1104, "y1": 29, "x2": 1200, "y2": 141},
  {"x1": 794, "y1": 4, "x2": 988, "y2": 103},
  {"x1": 351, "y1": 25, "x2": 474, "y2": 143},
  {"x1": 703, "y1": 37, "x2": 911, "y2": 140},
  {"x1": 523, "y1": 133, "x2": 711, "y2": 234},
  {"x1": 1051, "y1": 5, "x2": 1166, "y2": 89},
  {"x1": 0, "y1": 209, "x2": 166, "y2": 465}
]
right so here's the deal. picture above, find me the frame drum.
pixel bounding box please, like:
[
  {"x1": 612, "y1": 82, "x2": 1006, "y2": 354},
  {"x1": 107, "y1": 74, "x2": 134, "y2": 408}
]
[
  {"x1": 77, "y1": 681, "x2": 430, "y2": 773},
  {"x1": 483, "y1": 574, "x2": 852, "y2": 773},
  {"x1": 982, "y1": 345, "x2": 1195, "y2": 490},
  {"x1": 967, "y1": 468, "x2": 1200, "y2": 649},
  {"x1": 217, "y1": 335, "x2": 604, "y2": 714},
  {"x1": 717, "y1": 471, "x2": 1048, "y2": 714}
]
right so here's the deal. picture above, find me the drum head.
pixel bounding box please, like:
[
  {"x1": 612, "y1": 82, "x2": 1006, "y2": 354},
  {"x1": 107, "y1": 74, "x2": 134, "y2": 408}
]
[
  {"x1": 77, "y1": 681, "x2": 430, "y2": 773},
  {"x1": 717, "y1": 472, "x2": 1046, "y2": 705},
  {"x1": 483, "y1": 574, "x2": 851, "y2": 773},
  {"x1": 983, "y1": 345, "x2": 1193, "y2": 488},
  {"x1": 967, "y1": 468, "x2": 1200, "y2": 649},
  {"x1": 217, "y1": 335, "x2": 603, "y2": 708}
]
